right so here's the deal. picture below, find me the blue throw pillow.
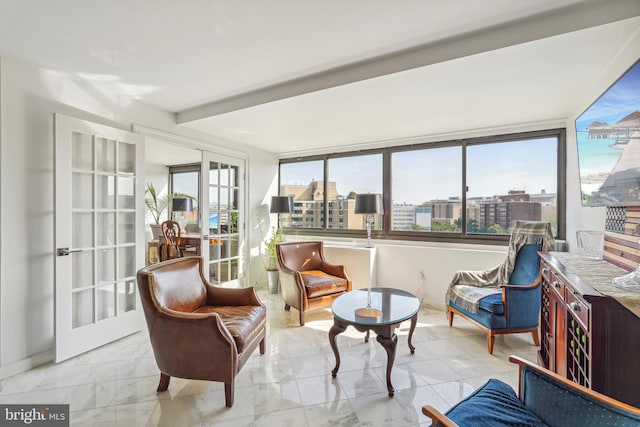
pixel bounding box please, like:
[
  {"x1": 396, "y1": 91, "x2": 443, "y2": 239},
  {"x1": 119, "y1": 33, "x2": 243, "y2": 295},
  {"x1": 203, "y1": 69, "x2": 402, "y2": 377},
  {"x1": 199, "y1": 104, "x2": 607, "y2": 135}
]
[{"x1": 442, "y1": 378, "x2": 548, "y2": 427}]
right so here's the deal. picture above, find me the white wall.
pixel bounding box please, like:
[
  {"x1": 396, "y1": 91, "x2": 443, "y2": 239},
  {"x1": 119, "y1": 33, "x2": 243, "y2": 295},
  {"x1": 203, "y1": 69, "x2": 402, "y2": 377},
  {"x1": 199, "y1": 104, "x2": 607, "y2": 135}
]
[{"x1": 0, "y1": 55, "x2": 276, "y2": 377}]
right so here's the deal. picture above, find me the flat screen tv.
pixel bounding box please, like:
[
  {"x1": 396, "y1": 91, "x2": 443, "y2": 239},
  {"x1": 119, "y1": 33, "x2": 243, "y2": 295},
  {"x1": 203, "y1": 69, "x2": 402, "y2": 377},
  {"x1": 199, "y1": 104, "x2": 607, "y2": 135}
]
[{"x1": 575, "y1": 58, "x2": 640, "y2": 207}]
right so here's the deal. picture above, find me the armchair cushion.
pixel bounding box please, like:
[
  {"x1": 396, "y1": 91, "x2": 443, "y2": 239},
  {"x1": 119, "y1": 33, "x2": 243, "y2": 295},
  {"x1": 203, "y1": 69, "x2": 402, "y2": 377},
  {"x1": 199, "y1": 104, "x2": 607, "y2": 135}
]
[
  {"x1": 478, "y1": 293, "x2": 504, "y2": 315},
  {"x1": 442, "y1": 378, "x2": 548, "y2": 427},
  {"x1": 301, "y1": 270, "x2": 349, "y2": 298},
  {"x1": 193, "y1": 305, "x2": 266, "y2": 353}
]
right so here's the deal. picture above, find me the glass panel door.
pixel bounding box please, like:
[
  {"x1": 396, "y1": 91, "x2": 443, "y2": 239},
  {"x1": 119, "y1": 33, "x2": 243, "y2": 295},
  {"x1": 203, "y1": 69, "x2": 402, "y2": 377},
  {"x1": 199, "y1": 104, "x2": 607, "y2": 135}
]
[
  {"x1": 201, "y1": 153, "x2": 244, "y2": 286},
  {"x1": 55, "y1": 114, "x2": 144, "y2": 362}
]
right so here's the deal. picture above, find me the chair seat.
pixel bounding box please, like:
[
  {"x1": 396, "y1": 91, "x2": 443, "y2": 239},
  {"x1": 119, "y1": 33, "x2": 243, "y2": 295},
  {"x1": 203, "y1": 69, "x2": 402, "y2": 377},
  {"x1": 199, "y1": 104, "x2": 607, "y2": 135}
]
[
  {"x1": 478, "y1": 292, "x2": 504, "y2": 315},
  {"x1": 195, "y1": 305, "x2": 266, "y2": 353},
  {"x1": 450, "y1": 299, "x2": 507, "y2": 330},
  {"x1": 301, "y1": 270, "x2": 349, "y2": 298}
]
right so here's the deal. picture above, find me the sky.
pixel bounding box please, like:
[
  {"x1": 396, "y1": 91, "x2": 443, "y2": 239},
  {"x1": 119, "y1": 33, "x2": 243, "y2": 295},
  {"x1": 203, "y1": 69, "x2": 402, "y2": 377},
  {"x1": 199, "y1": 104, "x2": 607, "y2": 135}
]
[{"x1": 280, "y1": 137, "x2": 558, "y2": 205}]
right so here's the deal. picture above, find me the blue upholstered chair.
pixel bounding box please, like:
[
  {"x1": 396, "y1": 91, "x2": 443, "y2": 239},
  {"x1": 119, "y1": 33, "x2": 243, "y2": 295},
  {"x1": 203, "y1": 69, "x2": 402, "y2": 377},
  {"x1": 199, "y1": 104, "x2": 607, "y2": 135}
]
[
  {"x1": 447, "y1": 222, "x2": 552, "y2": 354},
  {"x1": 422, "y1": 355, "x2": 640, "y2": 427}
]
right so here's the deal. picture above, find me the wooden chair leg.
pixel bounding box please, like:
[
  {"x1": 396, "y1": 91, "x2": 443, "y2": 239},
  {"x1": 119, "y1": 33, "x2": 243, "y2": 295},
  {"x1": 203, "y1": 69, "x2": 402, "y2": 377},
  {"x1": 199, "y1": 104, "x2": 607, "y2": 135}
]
[
  {"x1": 487, "y1": 333, "x2": 495, "y2": 355},
  {"x1": 447, "y1": 306, "x2": 454, "y2": 327},
  {"x1": 299, "y1": 311, "x2": 305, "y2": 327},
  {"x1": 284, "y1": 303, "x2": 291, "y2": 311},
  {"x1": 157, "y1": 373, "x2": 170, "y2": 392},
  {"x1": 531, "y1": 329, "x2": 540, "y2": 346},
  {"x1": 260, "y1": 337, "x2": 266, "y2": 354},
  {"x1": 225, "y1": 381, "x2": 234, "y2": 407}
]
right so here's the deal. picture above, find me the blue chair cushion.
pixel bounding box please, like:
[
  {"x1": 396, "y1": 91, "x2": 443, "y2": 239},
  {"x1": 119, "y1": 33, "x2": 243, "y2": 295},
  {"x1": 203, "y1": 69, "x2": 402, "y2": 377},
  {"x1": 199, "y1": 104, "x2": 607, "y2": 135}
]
[
  {"x1": 449, "y1": 299, "x2": 507, "y2": 329},
  {"x1": 441, "y1": 378, "x2": 548, "y2": 427},
  {"x1": 509, "y1": 243, "x2": 542, "y2": 285},
  {"x1": 478, "y1": 293, "x2": 504, "y2": 315}
]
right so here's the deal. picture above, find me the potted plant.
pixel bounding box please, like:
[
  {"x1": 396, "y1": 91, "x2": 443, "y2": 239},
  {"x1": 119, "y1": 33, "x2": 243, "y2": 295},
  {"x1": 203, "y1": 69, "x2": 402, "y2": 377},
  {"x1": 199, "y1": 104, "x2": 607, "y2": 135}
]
[
  {"x1": 145, "y1": 182, "x2": 169, "y2": 239},
  {"x1": 145, "y1": 182, "x2": 196, "y2": 240},
  {"x1": 263, "y1": 226, "x2": 285, "y2": 293}
]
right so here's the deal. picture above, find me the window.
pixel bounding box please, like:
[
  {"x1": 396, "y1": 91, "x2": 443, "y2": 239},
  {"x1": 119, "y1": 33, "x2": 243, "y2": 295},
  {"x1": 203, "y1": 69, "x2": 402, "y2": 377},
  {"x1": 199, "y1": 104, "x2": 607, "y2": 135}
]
[
  {"x1": 279, "y1": 129, "x2": 565, "y2": 243},
  {"x1": 466, "y1": 137, "x2": 558, "y2": 236},
  {"x1": 169, "y1": 167, "x2": 199, "y2": 228},
  {"x1": 328, "y1": 154, "x2": 382, "y2": 231},
  {"x1": 392, "y1": 146, "x2": 462, "y2": 232},
  {"x1": 279, "y1": 160, "x2": 323, "y2": 228}
]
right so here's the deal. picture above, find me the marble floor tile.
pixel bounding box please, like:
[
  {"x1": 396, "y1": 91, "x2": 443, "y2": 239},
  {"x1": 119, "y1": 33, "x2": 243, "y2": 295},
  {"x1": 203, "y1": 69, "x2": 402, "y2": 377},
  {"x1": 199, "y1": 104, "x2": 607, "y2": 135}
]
[
  {"x1": 0, "y1": 288, "x2": 541, "y2": 426},
  {"x1": 303, "y1": 399, "x2": 358, "y2": 427}
]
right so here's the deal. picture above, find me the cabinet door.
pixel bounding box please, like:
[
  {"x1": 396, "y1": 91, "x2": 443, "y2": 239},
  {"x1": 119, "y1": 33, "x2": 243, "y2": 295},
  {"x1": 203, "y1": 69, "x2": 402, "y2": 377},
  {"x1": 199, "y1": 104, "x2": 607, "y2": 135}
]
[
  {"x1": 551, "y1": 288, "x2": 567, "y2": 377},
  {"x1": 540, "y1": 280, "x2": 552, "y2": 368}
]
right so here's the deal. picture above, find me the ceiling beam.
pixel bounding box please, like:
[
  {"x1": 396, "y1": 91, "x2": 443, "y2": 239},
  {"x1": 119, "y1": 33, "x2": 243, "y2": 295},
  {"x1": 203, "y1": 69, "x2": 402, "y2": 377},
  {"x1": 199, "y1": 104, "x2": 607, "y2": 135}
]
[{"x1": 176, "y1": 0, "x2": 640, "y2": 124}]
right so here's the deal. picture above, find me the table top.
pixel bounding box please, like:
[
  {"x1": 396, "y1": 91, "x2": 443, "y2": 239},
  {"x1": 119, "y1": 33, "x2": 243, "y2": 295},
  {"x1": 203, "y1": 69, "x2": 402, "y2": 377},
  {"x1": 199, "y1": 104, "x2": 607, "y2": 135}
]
[
  {"x1": 331, "y1": 287, "x2": 419, "y2": 326},
  {"x1": 544, "y1": 252, "x2": 640, "y2": 318}
]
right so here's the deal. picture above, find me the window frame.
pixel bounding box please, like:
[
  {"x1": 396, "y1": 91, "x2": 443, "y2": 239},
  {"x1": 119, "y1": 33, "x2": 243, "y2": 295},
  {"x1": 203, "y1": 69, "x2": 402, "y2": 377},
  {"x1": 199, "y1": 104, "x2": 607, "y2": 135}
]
[{"x1": 278, "y1": 128, "x2": 566, "y2": 245}]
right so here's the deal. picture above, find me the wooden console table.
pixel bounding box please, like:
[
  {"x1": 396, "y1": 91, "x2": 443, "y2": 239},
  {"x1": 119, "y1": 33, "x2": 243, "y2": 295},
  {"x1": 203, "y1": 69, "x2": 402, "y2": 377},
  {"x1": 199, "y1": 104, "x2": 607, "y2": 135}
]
[{"x1": 539, "y1": 252, "x2": 640, "y2": 407}]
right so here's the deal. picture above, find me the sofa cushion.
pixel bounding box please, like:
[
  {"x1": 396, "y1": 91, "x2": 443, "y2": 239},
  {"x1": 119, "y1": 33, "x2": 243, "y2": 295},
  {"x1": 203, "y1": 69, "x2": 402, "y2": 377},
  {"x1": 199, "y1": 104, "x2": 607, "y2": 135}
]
[
  {"x1": 441, "y1": 378, "x2": 548, "y2": 427},
  {"x1": 301, "y1": 270, "x2": 349, "y2": 298}
]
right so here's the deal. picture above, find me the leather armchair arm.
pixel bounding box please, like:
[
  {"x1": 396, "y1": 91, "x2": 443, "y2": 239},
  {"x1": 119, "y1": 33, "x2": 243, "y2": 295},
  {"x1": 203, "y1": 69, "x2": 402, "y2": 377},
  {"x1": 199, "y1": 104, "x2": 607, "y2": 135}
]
[
  {"x1": 278, "y1": 267, "x2": 306, "y2": 309},
  {"x1": 319, "y1": 260, "x2": 349, "y2": 280},
  {"x1": 205, "y1": 285, "x2": 264, "y2": 307},
  {"x1": 149, "y1": 308, "x2": 238, "y2": 371}
]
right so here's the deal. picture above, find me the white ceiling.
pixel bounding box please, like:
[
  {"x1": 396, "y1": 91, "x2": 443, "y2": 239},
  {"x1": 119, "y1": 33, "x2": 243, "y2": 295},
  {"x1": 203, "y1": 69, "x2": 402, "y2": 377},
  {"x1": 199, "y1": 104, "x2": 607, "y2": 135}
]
[{"x1": 1, "y1": 0, "x2": 639, "y2": 155}]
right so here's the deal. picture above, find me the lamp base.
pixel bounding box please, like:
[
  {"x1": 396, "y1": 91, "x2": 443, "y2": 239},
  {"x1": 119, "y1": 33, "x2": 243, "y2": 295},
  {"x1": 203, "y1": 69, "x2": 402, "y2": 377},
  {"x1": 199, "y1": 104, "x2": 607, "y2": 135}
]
[{"x1": 354, "y1": 307, "x2": 383, "y2": 320}]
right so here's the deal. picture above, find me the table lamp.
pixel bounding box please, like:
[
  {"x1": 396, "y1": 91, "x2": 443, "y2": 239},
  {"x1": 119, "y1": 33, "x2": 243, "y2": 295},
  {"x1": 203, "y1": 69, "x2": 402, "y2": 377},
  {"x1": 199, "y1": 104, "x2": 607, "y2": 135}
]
[
  {"x1": 270, "y1": 195, "x2": 292, "y2": 216},
  {"x1": 172, "y1": 197, "x2": 193, "y2": 213},
  {"x1": 171, "y1": 197, "x2": 194, "y2": 223},
  {"x1": 355, "y1": 193, "x2": 383, "y2": 248},
  {"x1": 354, "y1": 193, "x2": 384, "y2": 319}
]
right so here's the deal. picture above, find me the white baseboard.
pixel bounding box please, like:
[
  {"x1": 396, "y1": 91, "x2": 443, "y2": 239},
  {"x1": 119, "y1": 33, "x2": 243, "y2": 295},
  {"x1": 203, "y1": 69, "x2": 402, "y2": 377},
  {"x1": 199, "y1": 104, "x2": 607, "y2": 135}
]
[{"x1": 0, "y1": 349, "x2": 54, "y2": 380}]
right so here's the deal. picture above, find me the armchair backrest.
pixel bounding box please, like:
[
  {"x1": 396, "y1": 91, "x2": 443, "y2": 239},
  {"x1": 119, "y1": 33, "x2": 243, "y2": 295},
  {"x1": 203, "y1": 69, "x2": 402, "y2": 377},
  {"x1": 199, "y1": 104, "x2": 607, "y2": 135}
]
[
  {"x1": 509, "y1": 243, "x2": 543, "y2": 286},
  {"x1": 276, "y1": 241, "x2": 324, "y2": 272},
  {"x1": 521, "y1": 364, "x2": 640, "y2": 426},
  {"x1": 137, "y1": 257, "x2": 208, "y2": 315}
]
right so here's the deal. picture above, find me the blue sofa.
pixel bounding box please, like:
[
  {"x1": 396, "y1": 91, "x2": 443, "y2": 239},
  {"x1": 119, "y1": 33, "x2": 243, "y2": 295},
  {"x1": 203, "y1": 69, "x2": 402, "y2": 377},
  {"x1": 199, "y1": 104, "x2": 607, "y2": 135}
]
[{"x1": 422, "y1": 356, "x2": 640, "y2": 427}]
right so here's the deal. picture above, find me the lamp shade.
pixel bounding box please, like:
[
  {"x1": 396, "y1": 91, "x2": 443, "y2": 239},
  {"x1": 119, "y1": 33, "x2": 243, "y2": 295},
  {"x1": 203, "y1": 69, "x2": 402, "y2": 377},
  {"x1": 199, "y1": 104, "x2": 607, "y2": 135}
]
[
  {"x1": 355, "y1": 193, "x2": 383, "y2": 214},
  {"x1": 270, "y1": 196, "x2": 293, "y2": 214},
  {"x1": 172, "y1": 197, "x2": 193, "y2": 212}
]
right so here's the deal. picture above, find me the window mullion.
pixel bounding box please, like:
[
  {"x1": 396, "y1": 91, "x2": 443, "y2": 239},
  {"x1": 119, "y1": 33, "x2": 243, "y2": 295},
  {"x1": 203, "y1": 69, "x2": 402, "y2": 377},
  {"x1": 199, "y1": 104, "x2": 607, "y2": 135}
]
[{"x1": 461, "y1": 141, "x2": 468, "y2": 236}]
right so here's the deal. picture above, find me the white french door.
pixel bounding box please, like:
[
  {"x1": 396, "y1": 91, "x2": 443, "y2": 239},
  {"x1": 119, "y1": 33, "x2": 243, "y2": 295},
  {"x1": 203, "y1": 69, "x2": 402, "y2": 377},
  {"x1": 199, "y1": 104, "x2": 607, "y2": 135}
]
[
  {"x1": 200, "y1": 152, "x2": 245, "y2": 286},
  {"x1": 54, "y1": 114, "x2": 145, "y2": 362}
]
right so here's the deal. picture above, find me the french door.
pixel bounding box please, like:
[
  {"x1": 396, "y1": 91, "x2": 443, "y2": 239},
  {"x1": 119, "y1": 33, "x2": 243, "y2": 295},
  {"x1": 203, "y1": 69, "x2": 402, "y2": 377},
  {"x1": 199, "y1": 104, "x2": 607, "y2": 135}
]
[
  {"x1": 54, "y1": 114, "x2": 145, "y2": 362},
  {"x1": 200, "y1": 152, "x2": 245, "y2": 287}
]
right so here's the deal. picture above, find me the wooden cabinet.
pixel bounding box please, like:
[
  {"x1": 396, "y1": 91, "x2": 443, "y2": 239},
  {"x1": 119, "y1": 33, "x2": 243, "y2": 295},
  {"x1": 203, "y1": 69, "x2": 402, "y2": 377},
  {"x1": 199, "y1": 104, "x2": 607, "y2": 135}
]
[{"x1": 539, "y1": 252, "x2": 640, "y2": 407}]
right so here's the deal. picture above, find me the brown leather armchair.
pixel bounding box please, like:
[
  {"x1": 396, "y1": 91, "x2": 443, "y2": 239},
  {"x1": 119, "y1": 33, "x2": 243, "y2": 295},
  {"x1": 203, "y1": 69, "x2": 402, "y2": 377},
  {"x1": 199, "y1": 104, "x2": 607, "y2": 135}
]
[
  {"x1": 276, "y1": 241, "x2": 351, "y2": 326},
  {"x1": 136, "y1": 256, "x2": 266, "y2": 407}
]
